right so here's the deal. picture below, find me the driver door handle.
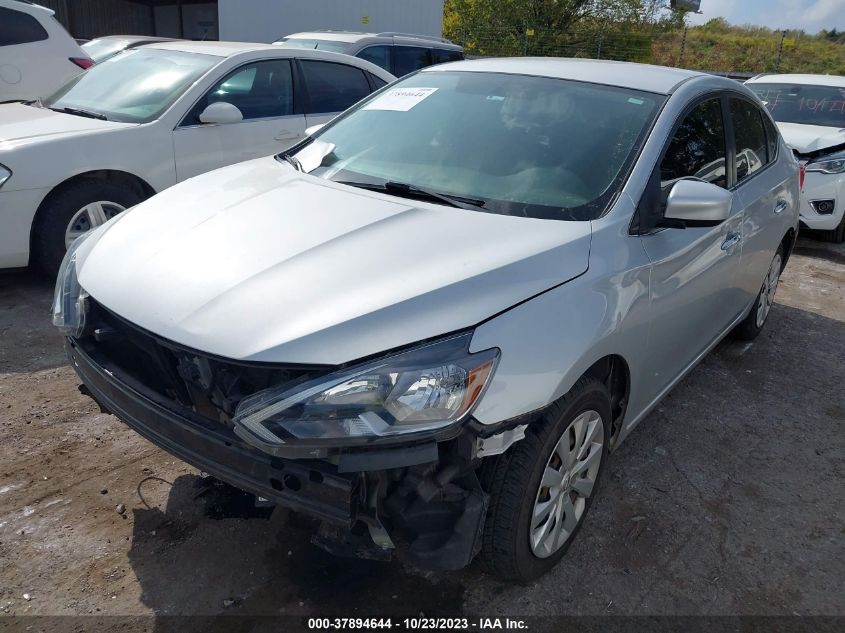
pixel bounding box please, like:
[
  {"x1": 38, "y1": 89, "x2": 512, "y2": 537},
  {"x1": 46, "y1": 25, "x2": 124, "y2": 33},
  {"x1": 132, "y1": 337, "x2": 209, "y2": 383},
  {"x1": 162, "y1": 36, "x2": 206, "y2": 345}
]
[
  {"x1": 721, "y1": 232, "x2": 742, "y2": 251},
  {"x1": 774, "y1": 199, "x2": 788, "y2": 214}
]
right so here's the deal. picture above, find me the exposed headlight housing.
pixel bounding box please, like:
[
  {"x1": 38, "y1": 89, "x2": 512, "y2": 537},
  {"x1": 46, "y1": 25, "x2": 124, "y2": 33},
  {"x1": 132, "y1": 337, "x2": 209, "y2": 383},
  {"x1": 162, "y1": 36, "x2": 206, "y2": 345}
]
[
  {"x1": 234, "y1": 333, "x2": 498, "y2": 449},
  {"x1": 0, "y1": 164, "x2": 11, "y2": 189},
  {"x1": 806, "y1": 153, "x2": 845, "y2": 175},
  {"x1": 51, "y1": 233, "x2": 91, "y2": 337}
]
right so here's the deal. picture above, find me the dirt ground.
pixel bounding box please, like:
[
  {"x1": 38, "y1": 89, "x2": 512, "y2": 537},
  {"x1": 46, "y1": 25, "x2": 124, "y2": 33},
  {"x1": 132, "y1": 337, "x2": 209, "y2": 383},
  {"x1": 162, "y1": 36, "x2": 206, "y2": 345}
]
[{"x1": 0, "y1": 234, "x2": 843, "y2": 628}]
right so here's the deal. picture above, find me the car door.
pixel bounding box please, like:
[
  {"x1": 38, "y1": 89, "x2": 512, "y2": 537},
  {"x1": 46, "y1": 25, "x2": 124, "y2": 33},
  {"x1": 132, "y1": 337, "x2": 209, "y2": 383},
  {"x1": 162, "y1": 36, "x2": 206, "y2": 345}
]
[
  {"x1": 298, "y1": 58, "x2": 375, "y2": 129},
  {"x1": 729, "y1": 96, "x2": 793, "y2": 307},
  {"x1": 172, "y1": 58, "x2": 305, "y2": 181},
  {"x1": 638, "y1": 96, "x2": 747, "y2": 395}
]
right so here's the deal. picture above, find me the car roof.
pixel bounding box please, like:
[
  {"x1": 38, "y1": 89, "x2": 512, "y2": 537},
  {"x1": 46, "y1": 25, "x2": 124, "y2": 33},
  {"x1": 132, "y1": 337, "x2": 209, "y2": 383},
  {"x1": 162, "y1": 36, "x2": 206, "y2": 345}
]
[
  {"x1": 421, "y1": 57, "x2": 705, "y2": 94},
  {"x1": 90, "y1": 35, "x2": 178, "y2": 44},
  {"x1": 144, "y1": 40, "x2": 281, "y2": 57},
  {"x1": 284, "y1": 30, "x2": 460, "y2": 49},
  {"x1": 746, "y1": 73, "x2": 845, "y2": 88}
]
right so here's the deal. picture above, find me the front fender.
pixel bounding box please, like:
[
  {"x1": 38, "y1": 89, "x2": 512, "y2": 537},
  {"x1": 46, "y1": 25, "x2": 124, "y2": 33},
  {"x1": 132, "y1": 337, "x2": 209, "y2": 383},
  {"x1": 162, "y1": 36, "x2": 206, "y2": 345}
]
[{"x1": 469, "y1": 210, "x2": 652, "y2": 437}]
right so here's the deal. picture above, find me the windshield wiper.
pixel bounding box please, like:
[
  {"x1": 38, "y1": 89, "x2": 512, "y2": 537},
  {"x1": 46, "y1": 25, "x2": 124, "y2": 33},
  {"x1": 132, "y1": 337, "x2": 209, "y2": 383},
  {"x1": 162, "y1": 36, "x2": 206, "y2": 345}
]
[
  {"x1": 280, "y1": 152, "x2": 303, "y2": 172},
  {"x1": 49, "y1": 106, "x2": 107, "y2": 121},
  {"x1": 338, "y1": 180, "x2": 486, "y2": 210}
]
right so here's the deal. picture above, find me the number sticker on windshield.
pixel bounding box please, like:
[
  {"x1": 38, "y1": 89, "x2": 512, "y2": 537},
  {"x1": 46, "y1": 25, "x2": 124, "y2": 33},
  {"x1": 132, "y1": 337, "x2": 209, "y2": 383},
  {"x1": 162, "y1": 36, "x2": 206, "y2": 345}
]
[{"x1": 364, "y1": 87, "x2": 438, "y2": 111}]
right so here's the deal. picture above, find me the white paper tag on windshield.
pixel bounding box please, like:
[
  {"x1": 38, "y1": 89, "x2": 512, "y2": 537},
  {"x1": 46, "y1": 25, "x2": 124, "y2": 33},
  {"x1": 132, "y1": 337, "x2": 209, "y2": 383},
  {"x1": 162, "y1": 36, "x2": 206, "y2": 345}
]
[{"x1": 364, "y1": 87, "x2": 438, "y2": 111}]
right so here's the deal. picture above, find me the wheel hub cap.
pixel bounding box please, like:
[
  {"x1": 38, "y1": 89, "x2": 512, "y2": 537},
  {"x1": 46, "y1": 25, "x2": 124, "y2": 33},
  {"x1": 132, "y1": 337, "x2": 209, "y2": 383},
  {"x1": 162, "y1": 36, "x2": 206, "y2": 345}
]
[
  {"x1": 65, "y1": 201, "x2": 126, "y2": 249},
  {"x1": 755, "y1": 253, "x2": 782, "y2": 328},
  {"x1": 529, "y1": 409, "x2": 604, "y2": 559}
]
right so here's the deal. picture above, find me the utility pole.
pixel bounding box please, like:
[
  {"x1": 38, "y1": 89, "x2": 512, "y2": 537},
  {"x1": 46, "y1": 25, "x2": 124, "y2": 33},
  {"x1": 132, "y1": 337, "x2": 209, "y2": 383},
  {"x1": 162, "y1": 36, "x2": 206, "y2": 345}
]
[
  {"x1": 679, "y1": 27, "x2": 688, "y2": 67},
  {"x1": 775, "y1": 30, "x2": 787, "y2": 71}
]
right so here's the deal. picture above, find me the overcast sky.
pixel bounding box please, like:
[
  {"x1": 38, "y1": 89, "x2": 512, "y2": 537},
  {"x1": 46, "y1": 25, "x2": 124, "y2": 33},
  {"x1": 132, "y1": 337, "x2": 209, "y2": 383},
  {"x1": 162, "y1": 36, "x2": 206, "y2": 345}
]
[{"x1": 687, "y1": 0, "x2": 845, "y2": 34}]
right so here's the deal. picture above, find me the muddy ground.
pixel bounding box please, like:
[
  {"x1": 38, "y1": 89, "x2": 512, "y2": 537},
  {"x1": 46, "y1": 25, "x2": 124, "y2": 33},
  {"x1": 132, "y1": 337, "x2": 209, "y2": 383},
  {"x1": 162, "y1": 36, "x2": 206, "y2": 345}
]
[{"x1": 0, "y1": 235, "x2": 843, "y2": 628}]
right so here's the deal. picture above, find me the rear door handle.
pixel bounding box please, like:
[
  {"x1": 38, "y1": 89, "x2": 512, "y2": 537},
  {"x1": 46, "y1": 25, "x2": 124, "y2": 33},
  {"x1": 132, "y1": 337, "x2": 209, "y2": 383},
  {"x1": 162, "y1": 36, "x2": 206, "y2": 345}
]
[
  {"x1": 721, "y1": 232, "x2": 741, "y2": 251},
  {"x1": 774, "y1": 199, "x2": 788, "y2": 214}
]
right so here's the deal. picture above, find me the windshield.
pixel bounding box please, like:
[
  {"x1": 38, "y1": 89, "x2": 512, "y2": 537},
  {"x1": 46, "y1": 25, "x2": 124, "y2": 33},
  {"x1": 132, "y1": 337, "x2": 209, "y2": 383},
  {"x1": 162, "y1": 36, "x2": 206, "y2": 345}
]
[
  {"x1": 81, "y1": 38, "x2": 131, "y2": 64},
  {"x1": 749, "y1": 83, "x2": 845, "y2": 129},
  {"x1": 291, "y1": 71, "x2": 664, "y2": 220},
  {"x1": 43, "y1": 48, "x2": 217, "y2": 123},
  {"x1": 275, "y1": 38, "x2": 352, "y2": 53}
]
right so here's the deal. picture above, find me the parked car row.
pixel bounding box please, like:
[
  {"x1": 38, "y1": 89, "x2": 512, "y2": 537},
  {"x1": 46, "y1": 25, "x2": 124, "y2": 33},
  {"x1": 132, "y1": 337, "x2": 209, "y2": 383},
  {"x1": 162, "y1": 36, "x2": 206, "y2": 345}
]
[{"x1": 0, "y1": 41, "x2": 394, "y2": 273}]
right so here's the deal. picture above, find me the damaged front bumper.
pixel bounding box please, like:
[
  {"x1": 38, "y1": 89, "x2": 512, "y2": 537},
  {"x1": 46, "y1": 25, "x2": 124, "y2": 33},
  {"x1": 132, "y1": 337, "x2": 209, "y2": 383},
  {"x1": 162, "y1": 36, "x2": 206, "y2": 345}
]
[{"x1": 66, "y1": 337, "x2": 514, "y2": 570}]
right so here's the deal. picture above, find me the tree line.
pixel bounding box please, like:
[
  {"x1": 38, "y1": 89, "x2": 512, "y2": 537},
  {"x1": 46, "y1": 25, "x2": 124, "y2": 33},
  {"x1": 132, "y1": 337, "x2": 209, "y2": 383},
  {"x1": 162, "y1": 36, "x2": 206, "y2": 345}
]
[{"x1": 443, "y1": 1, "x2": 845, "y2": 75}]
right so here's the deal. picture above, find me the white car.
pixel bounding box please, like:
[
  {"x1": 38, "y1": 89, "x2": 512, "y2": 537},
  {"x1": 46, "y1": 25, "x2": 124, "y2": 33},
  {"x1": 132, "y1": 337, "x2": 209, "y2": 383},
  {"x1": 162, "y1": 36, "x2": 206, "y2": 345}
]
[
  {"x1": 55, "y1": 59, "x2": 798, "y2": 580},
  {"x1": 747, "y1": 74, "x2": 845, "y2": 242},
  {"x1": 0, "y1": 0, "x2": 92, "y2": 103},
  {"x1": 0, "y1": 40, "x2": 394, "y2": 273}
]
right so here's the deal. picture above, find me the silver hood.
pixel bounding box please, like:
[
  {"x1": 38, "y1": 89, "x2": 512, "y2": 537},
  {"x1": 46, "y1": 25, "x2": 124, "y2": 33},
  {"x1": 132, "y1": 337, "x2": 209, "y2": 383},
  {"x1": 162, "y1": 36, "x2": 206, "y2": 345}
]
[{"x1": 78, "y1": 157, "x2": 591, "y2": 364}]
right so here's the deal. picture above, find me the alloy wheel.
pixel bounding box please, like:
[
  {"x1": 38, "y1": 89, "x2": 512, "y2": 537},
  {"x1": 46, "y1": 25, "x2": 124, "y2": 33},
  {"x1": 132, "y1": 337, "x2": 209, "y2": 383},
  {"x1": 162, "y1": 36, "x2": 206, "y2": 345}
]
[
  {"x1": 65, "y1": 201, "x2": 126, "y2": 248},
  {"x1": 529, "y1": 409, "x2": 604, "y2": 558},
  {"x1": 755, "y1": 253, "x2": 782, "y2": 328}
]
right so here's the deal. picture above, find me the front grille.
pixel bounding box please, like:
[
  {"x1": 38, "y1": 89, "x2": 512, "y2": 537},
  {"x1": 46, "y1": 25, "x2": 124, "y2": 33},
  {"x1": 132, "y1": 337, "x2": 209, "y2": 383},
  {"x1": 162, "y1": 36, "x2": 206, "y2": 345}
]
[{"x1": 77, "y1": 300, "x2": 329, "y2": 426}]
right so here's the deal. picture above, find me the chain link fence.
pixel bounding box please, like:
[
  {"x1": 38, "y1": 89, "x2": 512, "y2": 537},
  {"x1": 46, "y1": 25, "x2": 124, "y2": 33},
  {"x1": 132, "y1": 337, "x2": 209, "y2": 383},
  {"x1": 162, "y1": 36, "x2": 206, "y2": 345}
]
[{"x1": 445, "y1": 24, "x2": 845, "y2": 77}]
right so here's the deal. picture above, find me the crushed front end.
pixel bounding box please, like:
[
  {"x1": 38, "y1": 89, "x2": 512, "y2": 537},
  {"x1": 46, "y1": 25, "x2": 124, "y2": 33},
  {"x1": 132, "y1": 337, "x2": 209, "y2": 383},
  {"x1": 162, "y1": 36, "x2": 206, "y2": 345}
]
[{"x1": 66, "y1": 298, "x2": 517, "y2": 570}]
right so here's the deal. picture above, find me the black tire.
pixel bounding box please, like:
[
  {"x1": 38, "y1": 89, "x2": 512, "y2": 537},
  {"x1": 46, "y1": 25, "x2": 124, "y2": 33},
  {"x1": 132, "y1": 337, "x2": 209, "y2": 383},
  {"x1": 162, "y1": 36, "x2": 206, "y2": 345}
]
[
  {"x1": 479, "y1": 377, "x2": 611, "y2": 582},
  {"x1": 819, "y1": 214, "x2": 845, "y2": 243},
  {"x1": 731, "y1": 245, "x2": 784, "y2": 341},
  {"x1": 32, "y1": 179, "x2": 143, "y2": 278}
]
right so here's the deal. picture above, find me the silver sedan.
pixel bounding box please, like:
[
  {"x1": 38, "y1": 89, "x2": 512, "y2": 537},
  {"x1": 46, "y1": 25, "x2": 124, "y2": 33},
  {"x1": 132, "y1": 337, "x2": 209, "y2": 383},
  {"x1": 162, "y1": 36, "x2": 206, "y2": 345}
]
[{"x1": 54, "y1": 58, "x2": 800, "y2": 581}]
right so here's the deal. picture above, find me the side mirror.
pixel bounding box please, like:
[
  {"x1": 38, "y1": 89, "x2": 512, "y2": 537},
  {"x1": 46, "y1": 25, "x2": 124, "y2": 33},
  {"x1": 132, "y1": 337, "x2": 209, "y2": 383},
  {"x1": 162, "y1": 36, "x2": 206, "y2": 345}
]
[
  {"x1": 198, "y1": 101, "x2": 243, "y2": 125},
  {"x1": 305, "y1": 123, "x2": 325, "y2": 136},
  {"x1": 663, "y1": 179, "x2": 732, "y2": 227}
]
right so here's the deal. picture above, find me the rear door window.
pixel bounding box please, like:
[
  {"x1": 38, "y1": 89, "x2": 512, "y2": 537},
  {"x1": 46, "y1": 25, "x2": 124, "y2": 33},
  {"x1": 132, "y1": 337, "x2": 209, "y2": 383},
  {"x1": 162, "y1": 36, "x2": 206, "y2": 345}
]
[
  {"x1": 0, "y1": 7, "x2": 48, "y2": 46},
  {"x1": 762, "y1": 115, "x2": 779, "y2": 163},
  {"x1": 393, "y1": 46, "x2": 432, "y2": 76},
  {"x1": 357, "y1": 45, "x2": 392, "y2": 73},
  {"x1": 730, "y1": 98, "x2": 770, "y2": 184},
  {"x1": 430, "y1": 48, "x2": 463, "y2": 65},
  {"x1": 300, "y1": 59, "x2": 371, "y2": 114}
]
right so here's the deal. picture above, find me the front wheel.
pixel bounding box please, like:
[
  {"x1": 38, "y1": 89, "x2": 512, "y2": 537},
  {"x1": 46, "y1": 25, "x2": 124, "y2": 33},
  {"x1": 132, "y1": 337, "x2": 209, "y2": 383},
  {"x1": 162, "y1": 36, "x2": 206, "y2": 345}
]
[
  {"x1": 731, "y1": 246, "x2": 783, "y2": 341},
  {"x1": 32, "y1": 179, "x2": 142, "y2": 277},
  {"x1": 479, "y1": 378, "x2": 611, "y2": 582}
]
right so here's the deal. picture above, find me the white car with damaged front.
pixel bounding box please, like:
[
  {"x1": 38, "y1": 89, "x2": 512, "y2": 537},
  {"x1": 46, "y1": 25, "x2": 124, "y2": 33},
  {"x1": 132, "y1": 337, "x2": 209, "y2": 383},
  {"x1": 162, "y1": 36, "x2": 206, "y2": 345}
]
[{"x1": 748, "y1": 74, "x2": 845, "y2": 242}]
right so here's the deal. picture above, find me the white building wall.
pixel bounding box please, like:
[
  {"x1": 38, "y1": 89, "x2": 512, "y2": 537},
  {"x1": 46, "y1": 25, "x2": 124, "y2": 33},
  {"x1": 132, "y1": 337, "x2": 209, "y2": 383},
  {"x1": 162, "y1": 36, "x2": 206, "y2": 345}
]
[{"x1": 218, "y1": 0, "x2": 445, "y2": 43}]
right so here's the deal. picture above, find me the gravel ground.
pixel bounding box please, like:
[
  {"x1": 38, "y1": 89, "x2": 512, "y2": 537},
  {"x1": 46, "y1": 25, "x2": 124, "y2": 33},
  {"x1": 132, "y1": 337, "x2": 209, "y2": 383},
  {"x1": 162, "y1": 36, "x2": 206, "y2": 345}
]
[{"x1": 0, "y1": 234, "x2": 843, "y2": 627}]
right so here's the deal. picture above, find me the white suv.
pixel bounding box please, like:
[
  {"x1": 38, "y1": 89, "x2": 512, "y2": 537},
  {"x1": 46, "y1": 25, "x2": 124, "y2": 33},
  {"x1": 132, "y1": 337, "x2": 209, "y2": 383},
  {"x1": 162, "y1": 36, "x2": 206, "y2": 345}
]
[
  {"x1": 0, "y1": 0, "x2": 92, "y2": 103},
  {"x1": 275, "y1": 31, "x2": 463, "y2": 77}
]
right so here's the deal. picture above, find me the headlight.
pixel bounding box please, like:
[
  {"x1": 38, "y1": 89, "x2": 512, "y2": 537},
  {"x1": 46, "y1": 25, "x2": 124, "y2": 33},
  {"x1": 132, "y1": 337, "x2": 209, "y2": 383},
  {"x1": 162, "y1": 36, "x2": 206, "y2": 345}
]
[
  {"x1": 233, "y1": 333, "x2": 498, "y2": 447},
  {"x1": 0, "y1": 164, "x2": 10, "y2": 189},
  {"x1": 806, "y1": 154, "x2": 845, "y2": 174},
  {"x1": 51, "y1": 233, "x2": 91, "y2": 337}
]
